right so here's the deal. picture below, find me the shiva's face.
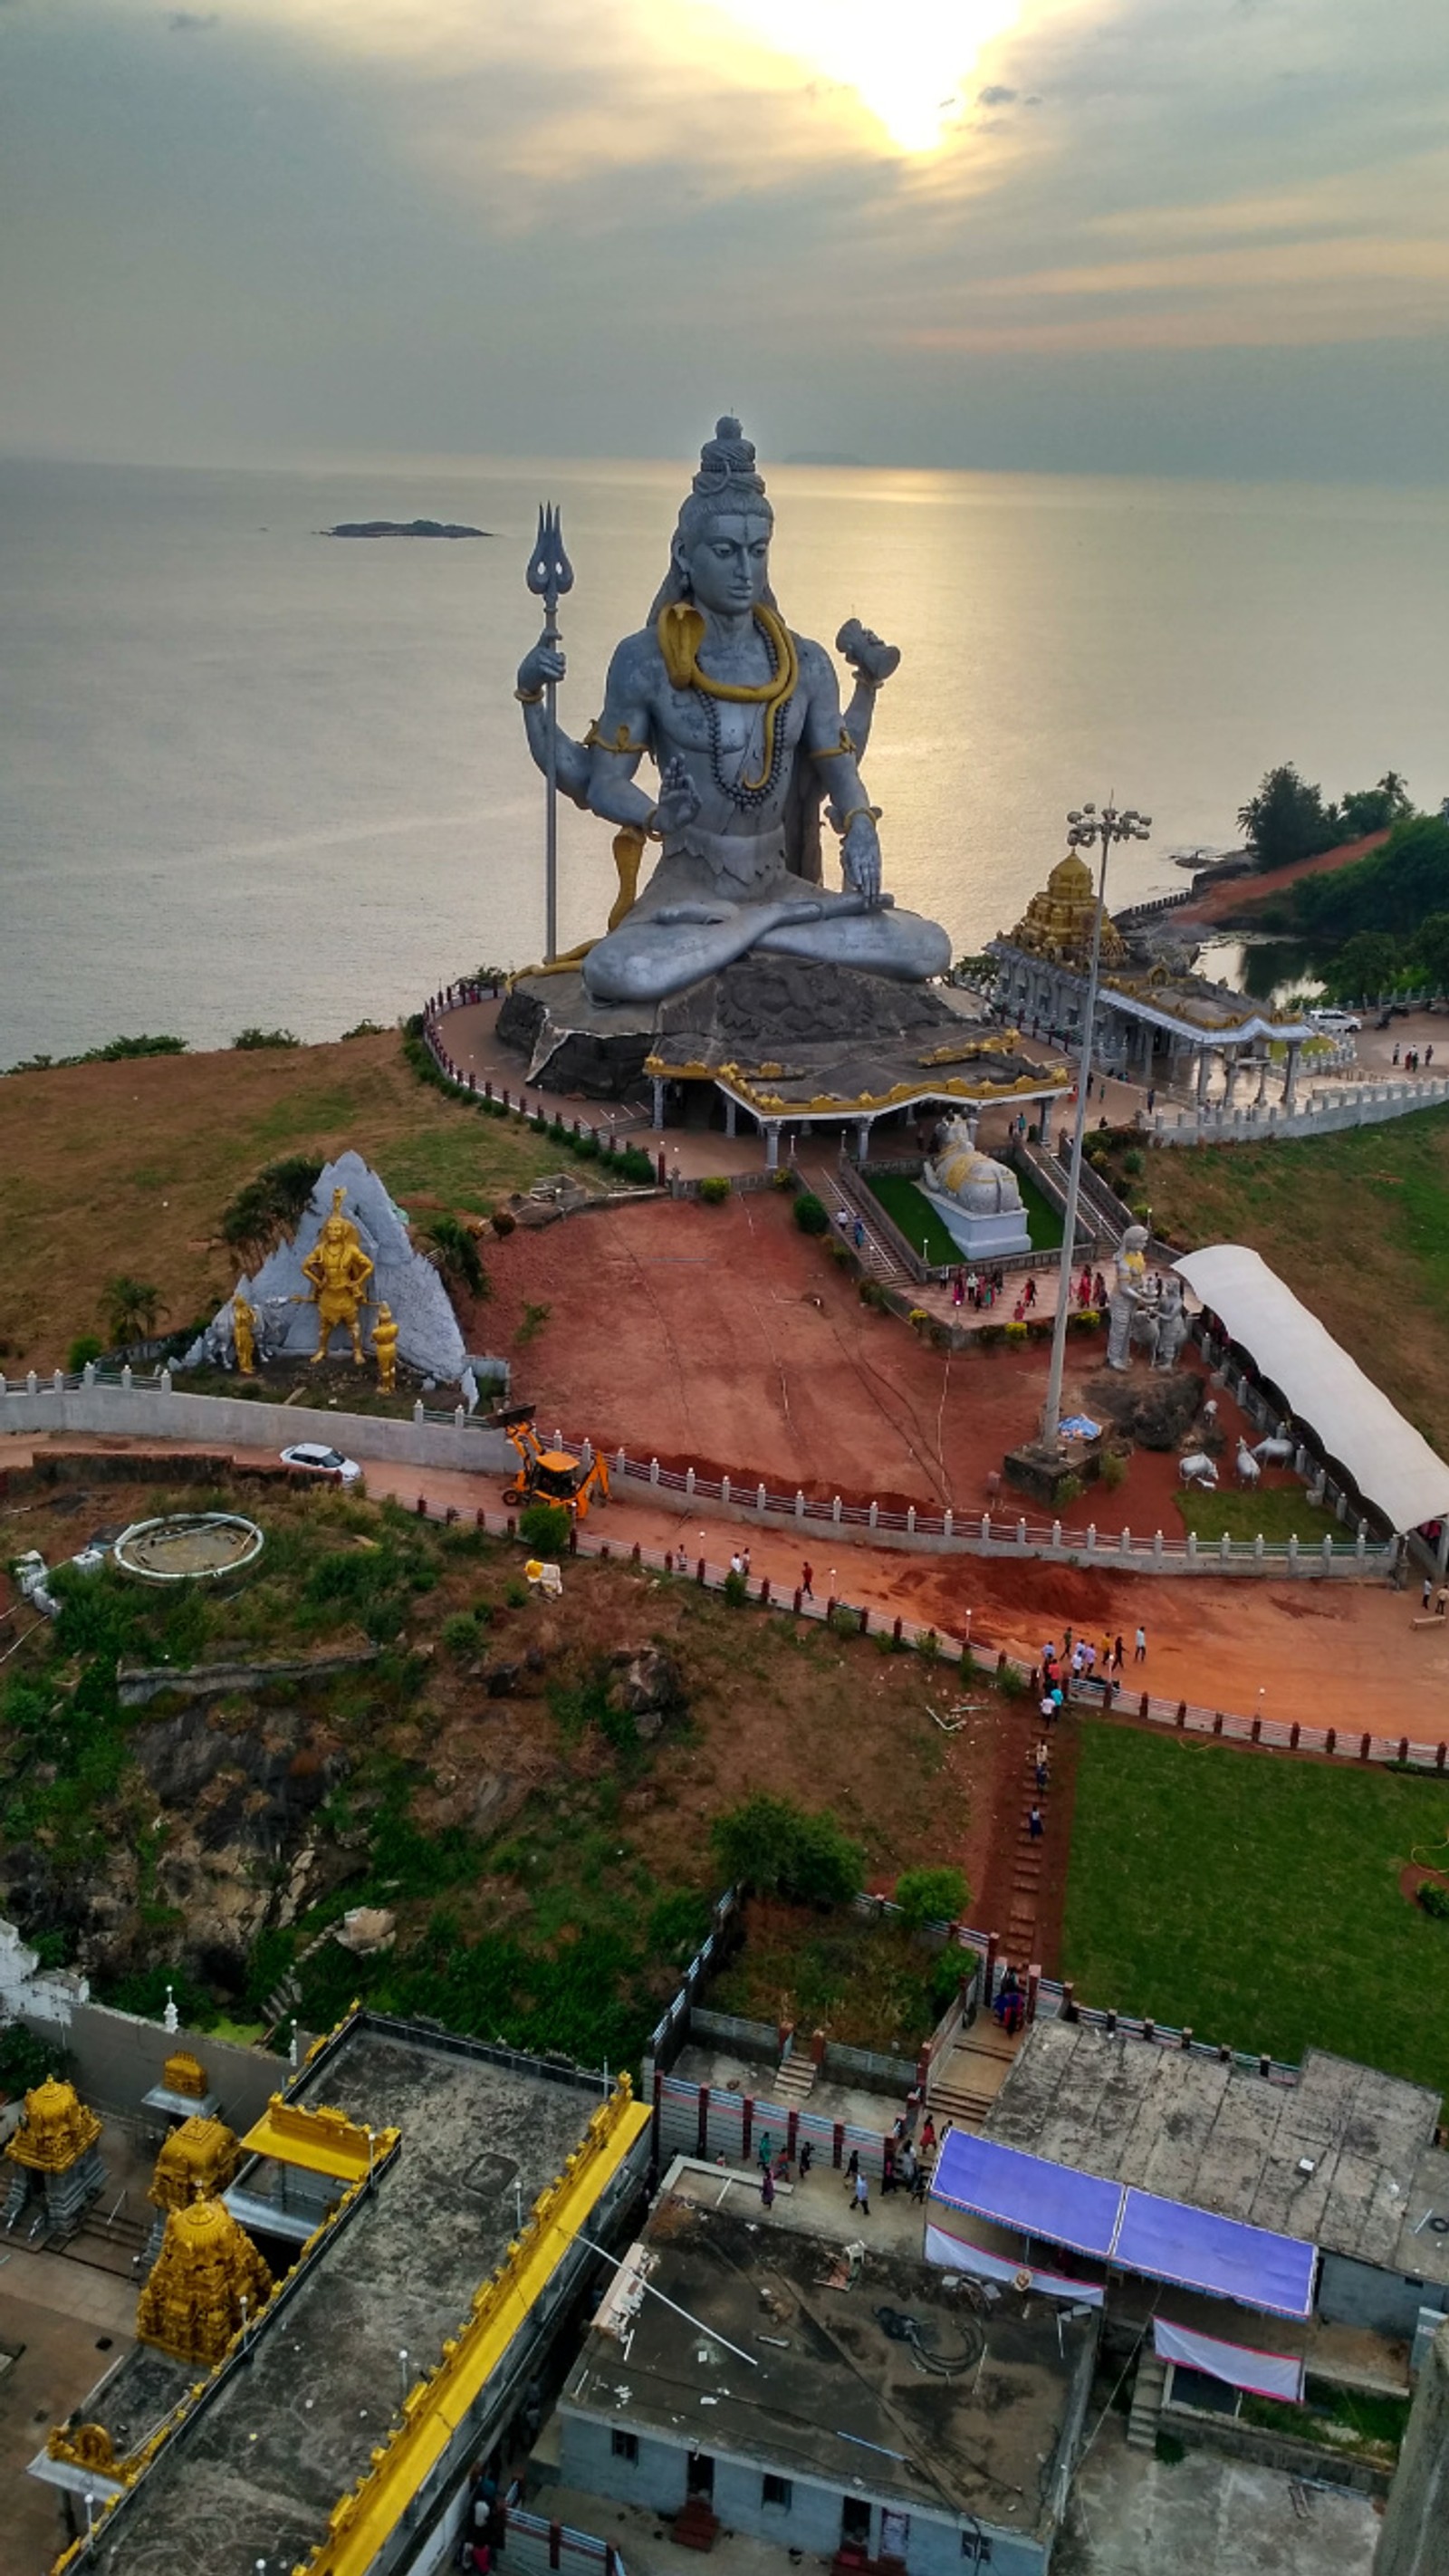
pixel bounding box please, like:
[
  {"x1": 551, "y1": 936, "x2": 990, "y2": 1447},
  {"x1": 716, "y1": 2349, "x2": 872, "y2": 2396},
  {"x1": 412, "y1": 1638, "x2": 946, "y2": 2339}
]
[{"x1": 678, "y1": 513, "x2": 772, "y2": 616}]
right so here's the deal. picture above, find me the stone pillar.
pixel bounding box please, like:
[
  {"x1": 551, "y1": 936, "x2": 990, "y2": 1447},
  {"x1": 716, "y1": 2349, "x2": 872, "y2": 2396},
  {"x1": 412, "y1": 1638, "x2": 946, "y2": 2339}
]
[
  {"x1": 651, "y1": 1075, "x2": 665, "y2": 1129},
  {"x1": 1373, "y1": 2315, "x2": 1449, "y2": 2576},
  {"x1": 855, "y1": 1120, "x2": 871, "y2": 1165},
  {"x1": 764, "y1": 1126, "x2": 780, "y2": 1171},
  {"x1": 1256, "y1": 1057, "x2": 1271, "y2": 1106},
  {"x1": 1283, "y1": 1043, "x2": 1300, "y2": 1113},
  {"x1": 1196, "y1": 1048, "x2": 1213, "y2": 1108},
  {"x1": 724, "y1": 1095, "x2": 737, "y2": 1139}
]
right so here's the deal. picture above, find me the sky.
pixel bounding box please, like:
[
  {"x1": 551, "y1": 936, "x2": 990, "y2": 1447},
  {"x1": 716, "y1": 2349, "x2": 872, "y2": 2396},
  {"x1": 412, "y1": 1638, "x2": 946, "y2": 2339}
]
[{"x1": 2, "y1": 0, "x2": 1446, "y2": 479}]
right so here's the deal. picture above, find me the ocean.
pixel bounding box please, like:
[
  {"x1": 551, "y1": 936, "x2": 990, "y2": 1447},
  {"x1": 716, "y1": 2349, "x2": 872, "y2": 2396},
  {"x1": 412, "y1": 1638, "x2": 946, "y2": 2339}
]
[{"x1": 3, "y1": 453, "x2": 1448, "y2": 1062}]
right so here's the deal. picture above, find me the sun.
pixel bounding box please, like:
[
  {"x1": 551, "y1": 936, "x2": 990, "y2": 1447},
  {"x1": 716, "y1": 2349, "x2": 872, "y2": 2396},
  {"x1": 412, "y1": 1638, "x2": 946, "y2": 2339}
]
[{"x1": 695, "y1": 0, "x2": 1022, "y2": 153}]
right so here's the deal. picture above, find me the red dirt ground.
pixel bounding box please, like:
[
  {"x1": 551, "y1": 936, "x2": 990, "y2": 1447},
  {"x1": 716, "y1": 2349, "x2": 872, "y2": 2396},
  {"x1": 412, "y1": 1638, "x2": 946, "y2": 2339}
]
[
  {"x1": 1173, "y1": 826, "x2": 1390, "y2": 928},
  {"x1": 469, "y1": 1192, "x2": 1267, "y2": 1531}
]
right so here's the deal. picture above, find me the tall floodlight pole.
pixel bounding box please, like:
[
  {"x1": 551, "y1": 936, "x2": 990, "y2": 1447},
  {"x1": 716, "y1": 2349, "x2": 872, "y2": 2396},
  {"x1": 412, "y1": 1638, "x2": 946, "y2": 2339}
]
[
  {"x1": 524, "y1": 505, "x2": 574, "y2": 964},
  {"x1": 1040, "y1": 800, "x2": 1152, "y2": 1451}
]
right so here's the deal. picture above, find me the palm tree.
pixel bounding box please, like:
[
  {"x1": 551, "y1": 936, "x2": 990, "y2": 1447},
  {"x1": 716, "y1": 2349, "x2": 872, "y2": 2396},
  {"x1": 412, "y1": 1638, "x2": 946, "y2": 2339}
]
[{"x1": 101, "y1": 1274, "x2": 167, "y2": 1350}]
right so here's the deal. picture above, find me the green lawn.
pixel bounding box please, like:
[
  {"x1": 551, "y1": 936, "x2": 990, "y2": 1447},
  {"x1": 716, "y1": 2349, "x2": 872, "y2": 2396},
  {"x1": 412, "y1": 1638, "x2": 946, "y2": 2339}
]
[
  {"x1": 1062, "y1": 1723, "x2": 1449, "y2": 2092},
  {"x1": 1174, "y1": 1488, "x2": 1344, "y2": 1545},
  {"x1": 864, "y1": 1167, "x2": 1063, "y2": 1265}
]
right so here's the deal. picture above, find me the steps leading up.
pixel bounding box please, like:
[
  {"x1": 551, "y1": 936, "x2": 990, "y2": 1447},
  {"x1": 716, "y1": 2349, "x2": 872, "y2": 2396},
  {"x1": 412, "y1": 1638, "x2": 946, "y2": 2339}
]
[{"x1": 1127, "y1": 2353, "x2": 1167, "y2": 2451}]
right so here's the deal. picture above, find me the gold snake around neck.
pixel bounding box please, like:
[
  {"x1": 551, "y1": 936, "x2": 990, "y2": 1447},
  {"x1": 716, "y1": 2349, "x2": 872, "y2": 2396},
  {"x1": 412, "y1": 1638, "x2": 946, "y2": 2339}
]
[{"x1": 656, "y1": 601, "x2": 799, "y2": 795}]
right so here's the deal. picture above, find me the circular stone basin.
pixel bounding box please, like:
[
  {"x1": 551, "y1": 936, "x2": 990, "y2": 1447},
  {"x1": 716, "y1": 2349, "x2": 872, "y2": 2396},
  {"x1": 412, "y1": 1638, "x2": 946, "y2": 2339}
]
[{"x1": 112, "y1": 1513, "x2": 264, "y2": 1583}]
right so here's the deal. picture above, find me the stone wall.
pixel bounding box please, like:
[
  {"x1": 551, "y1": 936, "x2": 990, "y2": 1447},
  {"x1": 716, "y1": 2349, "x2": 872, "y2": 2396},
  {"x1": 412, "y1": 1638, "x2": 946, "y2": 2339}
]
[
  {"x1": 1374, "y1": 2318, "x2": 1449, "y2": 2576},
  {"x1": 0, "y1": 1379, "x2": 514, "y2": 1476}
]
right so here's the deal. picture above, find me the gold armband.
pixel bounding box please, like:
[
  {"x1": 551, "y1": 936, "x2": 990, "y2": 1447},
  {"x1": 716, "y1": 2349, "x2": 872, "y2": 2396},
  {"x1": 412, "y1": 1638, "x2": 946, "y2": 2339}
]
[
  {"x1": 810, "y1": 730, "x2": 855, "y2": 761},
  {"x1": 514, "y1": 684, "x2": 544, "y2": 706},
  {"x1": 585, "y1": 717, "x2": 650, "y2": 758},
  {"x1": 834, "y1": 803, "x2": 883, "y2": 834}
]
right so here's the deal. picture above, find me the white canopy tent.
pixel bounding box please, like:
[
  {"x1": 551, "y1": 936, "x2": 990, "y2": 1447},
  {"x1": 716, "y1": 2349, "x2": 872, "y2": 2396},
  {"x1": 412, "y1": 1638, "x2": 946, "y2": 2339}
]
[{"x1": 1174, "y1": 1244, "x2": 1449, "y2": 1539}]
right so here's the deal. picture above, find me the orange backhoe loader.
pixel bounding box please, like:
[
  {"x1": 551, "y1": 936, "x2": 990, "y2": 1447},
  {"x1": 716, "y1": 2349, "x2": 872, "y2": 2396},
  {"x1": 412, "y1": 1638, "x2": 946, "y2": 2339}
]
[{"x1": 497, "y1": 1407, "x2": 610, "y2": 1520}]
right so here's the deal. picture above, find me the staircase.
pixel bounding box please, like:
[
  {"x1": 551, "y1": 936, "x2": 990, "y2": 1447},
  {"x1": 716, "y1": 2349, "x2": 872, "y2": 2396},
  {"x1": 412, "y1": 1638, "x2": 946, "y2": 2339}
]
[
  {"x1": 671, "y1": 2500, "x2": 720, "y2": 2553},
  {"x1": 774, "y1": 2043, "x2": 816, "y2": 2104},
  {"x1": 69, "y1": 2201, "x2": 149, "y2": 2278},
  {"x1": 928, "y1": 2019, "x2": 1019, "y2": 2129},
  {"x1": 1127, "y1": 2352, "x2": 1167, "y2": 2452}
]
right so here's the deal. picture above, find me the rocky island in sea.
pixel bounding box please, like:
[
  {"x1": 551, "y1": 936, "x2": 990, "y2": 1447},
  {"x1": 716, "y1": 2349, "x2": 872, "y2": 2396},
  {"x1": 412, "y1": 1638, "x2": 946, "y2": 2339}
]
[{"x1": 321, "y1": 517, "x2": 491, "y2": 538}]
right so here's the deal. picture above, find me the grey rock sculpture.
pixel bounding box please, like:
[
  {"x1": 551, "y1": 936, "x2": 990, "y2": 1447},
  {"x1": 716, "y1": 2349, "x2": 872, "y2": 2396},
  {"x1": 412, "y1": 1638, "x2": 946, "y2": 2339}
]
[
  {"x1": 184, "y1": 1150, "x2": 467, "y2": 1382},
  {"x1": 516, "y1": 418, "x2": 951, "y2": 1004}
]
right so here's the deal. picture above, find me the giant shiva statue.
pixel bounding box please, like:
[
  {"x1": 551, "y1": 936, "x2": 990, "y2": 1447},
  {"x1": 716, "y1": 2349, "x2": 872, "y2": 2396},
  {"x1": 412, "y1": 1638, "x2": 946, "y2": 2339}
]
[{"x1": 515, "y1": 418, "x2": 951, "y2": 1006}]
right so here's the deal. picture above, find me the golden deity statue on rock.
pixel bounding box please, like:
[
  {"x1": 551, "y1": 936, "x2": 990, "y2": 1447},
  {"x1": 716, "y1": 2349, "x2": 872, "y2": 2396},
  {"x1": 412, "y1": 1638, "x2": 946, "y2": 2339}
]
[{"x1": 301, "y1": 1188, "x2": 374, "y2": 1365}]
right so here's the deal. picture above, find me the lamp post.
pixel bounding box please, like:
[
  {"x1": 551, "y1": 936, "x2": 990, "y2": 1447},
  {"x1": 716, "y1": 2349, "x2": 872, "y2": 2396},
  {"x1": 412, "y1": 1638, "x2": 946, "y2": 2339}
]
[{"x1": 1040, "y1": 802, "x2": 1151, "y2": 1453}]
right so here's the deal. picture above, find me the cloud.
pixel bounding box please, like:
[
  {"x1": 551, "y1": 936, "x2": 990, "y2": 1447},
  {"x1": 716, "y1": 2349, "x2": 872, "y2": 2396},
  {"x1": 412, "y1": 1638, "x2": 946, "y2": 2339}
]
[
  {"x1": 164, "y1": 8, "x2": 217, "y2": 24},
  {"x1": 978, "y1": 84, "x2": 1018, "y2": 104}
]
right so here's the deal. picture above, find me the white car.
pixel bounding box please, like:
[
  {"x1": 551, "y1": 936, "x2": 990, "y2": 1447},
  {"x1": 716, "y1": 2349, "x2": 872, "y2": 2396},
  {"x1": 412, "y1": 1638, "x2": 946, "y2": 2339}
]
[
  {"x1": 1309, "y1": 1009, "x2": 1360, "y2": 1033},
  {"x1": 280, "y1": 1443, "x2": 363, "y2": 1485}
]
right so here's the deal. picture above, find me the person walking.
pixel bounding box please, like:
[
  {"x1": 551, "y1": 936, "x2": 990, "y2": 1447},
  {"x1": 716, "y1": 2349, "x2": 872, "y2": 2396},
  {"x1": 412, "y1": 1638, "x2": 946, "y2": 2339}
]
[
  {"x1": 845, "y1": 2148, "x2": 859, "y2": 2197},
  {"x1": 1029, "y1": 1804, "x2": 1044, "y2": 1841},
  {"x1": 1134, "y1": 1623, "x2": 1147, "y2": 1664},
  {"x1": 799, "y1": 2139, "x2": 813, "y2": 2180},
  {"x1": 1423, "y1": 1574, "x2": 1434, "y2": 1612},
  {"x1": 761, "y1": 2163, "x2": 775, "y2": 2210},
  {"x1": 1436, "y1": 1586, "x2": 1448, "y2": 1620},
  {"x1": 1112, "y1": 1634, "x2": 1125, "y2": 1674},
  {"x1": 853, "y1": 2167, "x2": 870, "y2": 2217},
  {"x1": 801, "y1": 1560, "x2": 814, "y2": 1600},
  {"x1": 1035, "y1": 1745, "x2": 1050, "y2": 1793},
  {"x1": 741, "y1": 1546, "x2": 751, "y2": 1579}
]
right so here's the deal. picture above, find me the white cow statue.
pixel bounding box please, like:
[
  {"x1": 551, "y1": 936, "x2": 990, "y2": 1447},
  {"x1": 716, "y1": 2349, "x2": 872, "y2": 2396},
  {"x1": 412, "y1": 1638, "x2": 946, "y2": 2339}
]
[
  {"x1": 1179, "y1": 1452, "x2": 1219, "y2": 1488},
  {"x1": 1236, "y1": 1440, "x2": 1262, "y2": 1485},
  {"x1": 1253, "y1": 1435, "x2": 1296, "y2": 1466}
]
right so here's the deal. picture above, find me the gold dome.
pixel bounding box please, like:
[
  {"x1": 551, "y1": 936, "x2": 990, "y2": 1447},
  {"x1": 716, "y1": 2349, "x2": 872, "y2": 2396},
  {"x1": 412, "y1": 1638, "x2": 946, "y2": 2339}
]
[
  {"x1": 4, "y1": 2077, "x2": 102, "y2": 2175},
  {"x1": 137, "y1": 2196, "x2": 273, "y2": 2367},
  {"x1": 1009, "y1": 848, "x2": 1129, "y2": 968}
]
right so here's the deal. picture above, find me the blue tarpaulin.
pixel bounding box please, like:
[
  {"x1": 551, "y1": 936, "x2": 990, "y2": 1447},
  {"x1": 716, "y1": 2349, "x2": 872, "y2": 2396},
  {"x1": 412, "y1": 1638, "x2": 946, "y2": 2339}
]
[
  {"x1": 1116, "y1": 2190, "x2": 1316, "y2": 2320},
  {"x1": 928, "y1": 2132, "x2": 1318, "y2": 2321},
  {"x1": 930, "y1": 2133, "x2": 1121, "y2": 2258}
]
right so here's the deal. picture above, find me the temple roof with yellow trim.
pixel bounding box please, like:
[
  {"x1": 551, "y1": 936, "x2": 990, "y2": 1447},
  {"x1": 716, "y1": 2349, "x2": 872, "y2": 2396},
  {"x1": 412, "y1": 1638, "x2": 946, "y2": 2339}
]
[{"x1": 1006, "y1": 849, "x2": 1129, "y2": 969}]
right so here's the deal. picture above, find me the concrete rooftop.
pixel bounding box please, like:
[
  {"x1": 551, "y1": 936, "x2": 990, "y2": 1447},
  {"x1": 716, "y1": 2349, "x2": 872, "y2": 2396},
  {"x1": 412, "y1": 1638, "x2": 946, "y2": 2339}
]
[
  {"x1": 75, "y1": 2021, "x2": 610, "y2": 2576},
  {"x1": 984, "y1": 2022, "x2": 1440, "y2": 2271},
  {"x1": 563, "y1": 2172, "x2": 1096, "y2": 2543}
]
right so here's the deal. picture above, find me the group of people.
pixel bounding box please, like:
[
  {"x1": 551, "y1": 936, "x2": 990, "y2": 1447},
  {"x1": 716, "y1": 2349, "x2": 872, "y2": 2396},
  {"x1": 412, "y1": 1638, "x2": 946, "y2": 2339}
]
[
  {"x1": 953, "y1": 1264, "x2": 1010, "y2": 1312},
  {"x1": 1392, "y1": 1043, "x2": 1435, "y2": 1071},
  {"x1": 1076, "y1": 1265, "x2": 1110, "y2": 1312},
  {"x1": 754, "y1": 2108, "x2": 951, "y2": 2218},
  {"x1": 1038, "y1": 1623, "x2": 1147, "y2": 1716}
]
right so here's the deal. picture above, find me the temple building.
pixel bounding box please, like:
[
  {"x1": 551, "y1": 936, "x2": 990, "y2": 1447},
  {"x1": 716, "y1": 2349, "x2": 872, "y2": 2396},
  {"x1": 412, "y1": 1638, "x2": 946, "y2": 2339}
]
[{"x1": 990, "y1": 848, "x2": 1319, "y2": 1112}]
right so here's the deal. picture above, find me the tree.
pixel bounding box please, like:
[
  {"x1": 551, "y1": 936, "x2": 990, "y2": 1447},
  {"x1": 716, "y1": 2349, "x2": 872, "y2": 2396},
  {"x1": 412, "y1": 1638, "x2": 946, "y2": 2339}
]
[
  {"x1": 1409, "y1": 911, "x2": 1449, "y2": 995},
  {"x1": 423, "y1": 1216, "x2": 489, "y2": 1303},
  {"x1": 1328, "y1": 930, "x2": 1407, "y2": 1000},
  {"x1": 101, "y1": 1275, "x2": 166, "y2": 1348},
  {"x1": 894, "y1": 1864, "x2": 968, "y2": 1930},
  {"x1": 710, "y1": 1793, "x2": 863, "y2": 1906},
  {"x1": 1339, "y1": 773, "x2": 1412, "y2": 838},
  {"x1": 220, "y1": 1156, "x2": 323, "y2": 1266},
  {"x1": 1237, "y1": 764, "x2": 1339, "y2": 873}
]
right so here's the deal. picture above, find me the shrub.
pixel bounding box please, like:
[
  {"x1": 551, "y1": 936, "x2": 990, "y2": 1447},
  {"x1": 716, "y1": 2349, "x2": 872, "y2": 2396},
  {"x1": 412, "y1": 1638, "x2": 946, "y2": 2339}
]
[
  {"x1": 1055, "y1": 1474, "x2": 1083, "y2": 1506},
  {"x1": 442, "y1": 1611, "x2": 483, "y2": 1657},
  {"x1": 828, "y1": 1602, "x2": 861, "y2": 1639},
  {"x1": 771, "y1": 1168, "x2": 796, "y2": 1192},
  {"x1": 1130, "y1": 1200, "x2": 1153, "y2": 1223},
  {"x1": 710, "y1": 1793, "x2": 864, "y2": 1907},
  {"x1": 1122, "y1": 1148, "x2": 1145, "y2": 1178},
  {"x1": 894, "y1": 1864, "x2": 968, "y2": 1930},
  {"x1": 908, "y1": 1307, "x2": 930, "y2": 1330},
  {"x1": 233, "y1": 1026, "x2": 300, "y2": 1049},
  {"x1": 722, "y1": 1568, "x2": 748, "y2": 1607},
  {"x1": 341, "y1": 1019, "x2": 387, "y2": 1039},
  {"x1": 698, "y1": 1176, "x2": 732, "y2": 1205},
  {"x1": 977, "y1": 1322, "x2": 1005, "y2": 1348},
  {"x1": 793, "y1": 1190, "x2": 830, "y2": 1235},
  {"x1": 828, "y1": 1238, "x2": 853, "y2": 1266},
  {"x1": 859, "y1": 1277, "x2": 889, "y2": 1312},
  {"x1": 1417, "y1": 1880, "x2": 1449, "y2": 1921},
  {"x1": 221, "y1": 1155, "x2": 324, "y2": 1264},
  {"x1": 572, "y1": 1129, "x2": 600, "y2": 1160},
  {"x1": 1005, "y1": 1320, "x2": 1028, "y2": 1344},
  {"x1": 916, "y1": 1628, "x2": 940, "y2": 1661},
  {"x1": 67, "y1": 1334, "x2": 103, "y2": 1373},
  {"x1": 516, "y1": 1300, "x2": 551, "y2": 1347},
  {"x1": 616, "y1": 1146, "x2": 656, "y2": 1187},
  {"x1": 997, "y1": 1663, "x2": 1026, "y2": 1698},
  {"x1": 423, "y1": 1215, "x2": 489, "y2": 1302},
  {"x1": 519, "y1": 1500, "x2": 571, "y2": 1554},
  {"x1": 1100, "y1": 1449, "x2": 1128, "y2": 1491},
  {"x1": 491, "y1": 1207, "x2": 516, "y2": 1237}
]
